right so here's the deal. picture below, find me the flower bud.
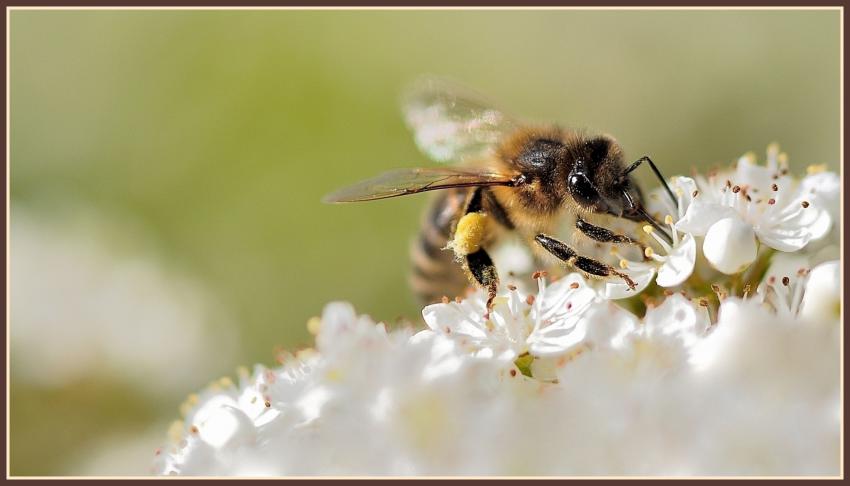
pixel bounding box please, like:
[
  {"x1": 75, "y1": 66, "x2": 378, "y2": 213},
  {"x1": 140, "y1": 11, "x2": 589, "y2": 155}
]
[
  {"x1": 703, "y1": 217, "x2": 757, "y2": 274},
  {"x1": 799, "y1": 260, "x2": 840, "y2": 324}
]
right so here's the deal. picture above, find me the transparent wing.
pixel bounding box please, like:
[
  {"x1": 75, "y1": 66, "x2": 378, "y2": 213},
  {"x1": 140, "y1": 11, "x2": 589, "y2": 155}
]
[
  {"x1": 323, "y1": 167, "x2": 516, "y2": 203},
  {"x1": 402, "y1": 77, "x2": 519, "y2": 163}
]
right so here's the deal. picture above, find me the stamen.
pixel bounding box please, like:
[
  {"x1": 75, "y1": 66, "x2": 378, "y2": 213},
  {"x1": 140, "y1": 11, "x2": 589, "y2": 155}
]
[
  {"x1": 768, "y1": 198, "x2": 776, "y2": 205},
  {"x1": 801, "y1": 201, "x2": 810, "y2": 208},
  {"x1": 781, "y1": 276, "x2": 790, "y2": 287},
  {"x1": 771, "y1": 183, "x2": 778, "y2": 191},
  {"x1": 807, "y1": 164, "x2": 827, "y2": 174}
]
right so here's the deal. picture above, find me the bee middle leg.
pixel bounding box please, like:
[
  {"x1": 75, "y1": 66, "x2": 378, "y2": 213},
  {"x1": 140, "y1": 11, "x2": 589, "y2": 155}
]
[{"x1": 534, "y1": 233, "x2": 636, "y2": 290}]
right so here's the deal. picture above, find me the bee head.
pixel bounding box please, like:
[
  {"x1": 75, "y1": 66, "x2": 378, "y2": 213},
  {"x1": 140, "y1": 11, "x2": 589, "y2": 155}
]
[{"x1": 565, "y1": 135, "x2": 637, "y2": 215}]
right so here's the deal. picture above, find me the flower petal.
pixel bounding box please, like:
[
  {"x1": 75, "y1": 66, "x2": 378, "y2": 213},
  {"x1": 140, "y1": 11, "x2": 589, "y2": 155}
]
[{"x1": 655, "y1": 233, "x2": 696, "y2": 287}]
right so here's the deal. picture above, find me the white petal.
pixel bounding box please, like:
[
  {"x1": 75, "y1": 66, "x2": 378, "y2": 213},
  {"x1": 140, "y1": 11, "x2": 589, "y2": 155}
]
[
  {"x1": 527, "y1": 318, "x2": 587, "y2": 357},
  {"x1": 703, "y1": 217, "x2": 757, "y2": 275},
  {"x1": 601, "y1": 263, "x2": 655, "y2": 299},
  {"x1": 655, "y1": 233, "x2": 697, "y2": 287},
  {"x1": 675, "y1": 199, "x2": 738, "y2": 236},
  {"x1": 642, "y1": 293, "x2": 710, "y2": 346},
  {"x1": 422, "y1": 300, "x2": 488, "y2": 340},
  {"x1": 799, "y1": 260, "x2": 840, "y2": 324}
]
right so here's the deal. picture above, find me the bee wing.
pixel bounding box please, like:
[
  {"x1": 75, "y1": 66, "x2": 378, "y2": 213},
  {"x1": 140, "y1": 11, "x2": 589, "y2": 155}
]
[
  {"x1": 402, "y1": 77, "x2": 519, "y2": 163},
  {"x1": 323, "y1": 167, "x2": 517, "y2": 203}
]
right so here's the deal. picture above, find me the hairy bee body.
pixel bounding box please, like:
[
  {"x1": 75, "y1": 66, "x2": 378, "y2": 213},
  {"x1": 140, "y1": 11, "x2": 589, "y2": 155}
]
[
  {"x1": 325, "y1": 78, "x2": 671, "y2": 308},
  {"x1": 407, "y1": 126, "x2": 628, "y2": 303}
]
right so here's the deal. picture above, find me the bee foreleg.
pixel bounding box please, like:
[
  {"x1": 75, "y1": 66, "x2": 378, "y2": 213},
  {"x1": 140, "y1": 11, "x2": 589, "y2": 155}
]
[
  {"x1": 466, "y1": 248, "x2": 499, "y2": 313},
  {"x1": 575, "y1": 218, "x2": 647, "y2": 255},
  {"x1": 534, "y1": 234, "x2": 636, "y2": 290}
]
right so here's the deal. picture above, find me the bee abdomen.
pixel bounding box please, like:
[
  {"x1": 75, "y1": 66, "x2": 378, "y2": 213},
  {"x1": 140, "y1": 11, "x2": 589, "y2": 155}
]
[{"x1": 409, "y1": 189, "x2": 470, "y2": 304}]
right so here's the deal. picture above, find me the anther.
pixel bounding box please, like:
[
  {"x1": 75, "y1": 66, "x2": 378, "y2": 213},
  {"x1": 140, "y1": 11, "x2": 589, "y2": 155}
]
[
  {"x1": 801, "y1": 201, "x2": 810, "y2": 208},
  {"x1": 619, "y1": 259, "x2": 629, "y2": 269},
  {"x1": 664, "y1": 214, "x2": 674, "y2": 225},
  {"x1": 507, "y1": 284, "x2": 517, "y2": 291},
  {"x1": 569, "y1": 282, "x2": 580, "y2": 289},
  {"x1": 782, "y1": 276, "x2": 790, "y2": 286},
  {"x1": 692, "y1": 190, "x2": 699, "y2": 197},
  {"x1": 644, "y1": 247, "x2": 654, "y2": 258},
  {"x1": 771, "y1": 183, "x2": 778, "y2": 191},
  {"x1": 532, "y1": 270, "x2": 547, "y2": 279},
  {"x1": 643, "y1": 225, "x2": 654, "y2": 234},
  {"x1": 768, "y1": 198, "x2": 776, "y2": 205},
  {"x1": 732, "y1": 185, "x2": 741, "y2": 193},
  {"x1": 441, "y1": 296, "x2": 450, "y2": 304},
  {"x1": 526, "y1": 295, "x2": 536, "y2": 305},
  {"x1": 698, "y1": 298, "x2": 709, "y2": 307}
]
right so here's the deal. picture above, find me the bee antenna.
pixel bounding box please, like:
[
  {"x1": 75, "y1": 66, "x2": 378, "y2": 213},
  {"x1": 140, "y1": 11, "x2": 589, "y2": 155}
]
[{"x1": 623, "y1": 156, "x2": 678, "y2": 209}]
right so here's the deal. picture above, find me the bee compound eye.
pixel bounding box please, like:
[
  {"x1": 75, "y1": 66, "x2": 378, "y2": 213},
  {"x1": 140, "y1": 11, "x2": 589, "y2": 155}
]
[{"x1": 568, "y1": 173, "x2": 601, "y2": 207}]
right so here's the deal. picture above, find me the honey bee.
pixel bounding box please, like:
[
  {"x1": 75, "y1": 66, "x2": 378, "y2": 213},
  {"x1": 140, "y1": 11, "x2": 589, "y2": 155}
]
[{"x1": 324, "y1": 78, "x2": 676, "y2": 308}]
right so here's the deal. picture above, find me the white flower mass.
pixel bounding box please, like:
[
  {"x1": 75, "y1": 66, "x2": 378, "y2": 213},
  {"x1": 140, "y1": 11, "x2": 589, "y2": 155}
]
[{"x1": 154, "y1": 148, "x2": 841, "y2": 477}]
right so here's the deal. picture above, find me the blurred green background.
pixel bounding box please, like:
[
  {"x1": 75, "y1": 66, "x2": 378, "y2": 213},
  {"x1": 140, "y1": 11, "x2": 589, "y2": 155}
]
[{"x1": 10, "y1": 9, "x2": 840, "y2": 476}]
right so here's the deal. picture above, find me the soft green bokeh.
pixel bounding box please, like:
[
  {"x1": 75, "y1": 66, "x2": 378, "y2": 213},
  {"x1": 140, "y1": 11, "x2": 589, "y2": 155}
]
[{"x1": 10, "y1": 9, "x2": 839, "y2": 475}]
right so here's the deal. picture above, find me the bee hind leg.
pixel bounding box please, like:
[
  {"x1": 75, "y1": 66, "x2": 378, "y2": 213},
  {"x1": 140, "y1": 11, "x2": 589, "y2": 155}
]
[
  {"x1": 534, "y1": 234, "x2": 636, "y2": 290},
  {"x1": 466, "y1": 248, "x2": 499, "y2": 314}
]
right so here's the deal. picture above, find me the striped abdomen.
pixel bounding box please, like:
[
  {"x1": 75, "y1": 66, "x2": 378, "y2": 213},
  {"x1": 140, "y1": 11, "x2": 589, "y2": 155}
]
[{"x1": 409, "y1": 188, "x2": 471, "y2": 304}]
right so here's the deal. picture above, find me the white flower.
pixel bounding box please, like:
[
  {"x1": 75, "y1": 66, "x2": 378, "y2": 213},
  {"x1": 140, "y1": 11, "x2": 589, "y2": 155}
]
[
  {"x1": 421, "y1": 273, "x2": 603, "y2": 363},
  {"x1": 676, "y1": 147, "x2": 833, "y2": 254},
  {"x1": 10, "y1": 204, "x2": 236, "y2": 395},
  {"x1": 154, "y1": 147, "x2": 840, "y2": 477},
  {"x1": 608, "y1": 177, "x2": 699, "y2": 296},
  {"x1": 703, "y1": 216, "x2": 758, "y2": 274},
  {"x1": 755, "y1": 257, "x2": 841, "y2": 325}
]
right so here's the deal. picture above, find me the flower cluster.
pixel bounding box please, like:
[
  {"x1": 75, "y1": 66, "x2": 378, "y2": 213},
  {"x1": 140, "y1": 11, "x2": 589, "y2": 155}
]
[{"x1": 154, "y1": 148, "x2": 840, "y2": 476}]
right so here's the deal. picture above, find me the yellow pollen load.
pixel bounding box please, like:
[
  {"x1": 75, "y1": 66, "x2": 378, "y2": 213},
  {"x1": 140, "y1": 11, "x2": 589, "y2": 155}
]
[
  {"x1": 642, "y1": 225, "x2": 654, "y2": 234},
  {"x1": 450, "y1": 212, "x2": 490, "y2": 257}
]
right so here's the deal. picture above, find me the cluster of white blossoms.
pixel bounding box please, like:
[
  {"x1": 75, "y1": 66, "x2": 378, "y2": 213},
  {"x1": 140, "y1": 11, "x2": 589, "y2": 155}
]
[{"x1": 154, "y1": 148, "x2": 840, "y2": 477}]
